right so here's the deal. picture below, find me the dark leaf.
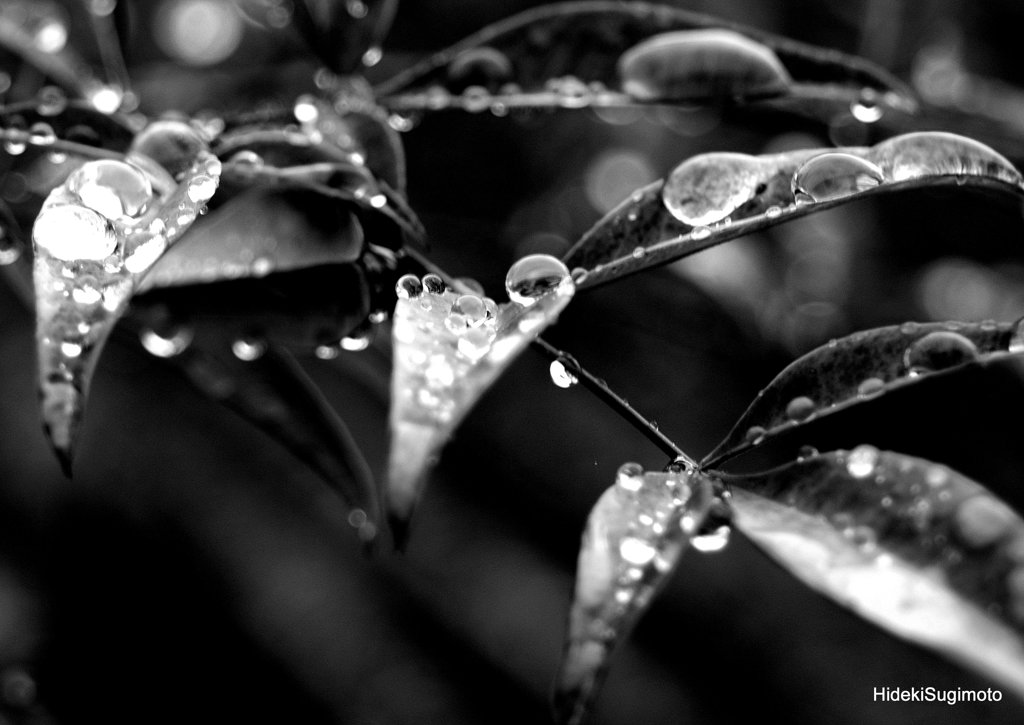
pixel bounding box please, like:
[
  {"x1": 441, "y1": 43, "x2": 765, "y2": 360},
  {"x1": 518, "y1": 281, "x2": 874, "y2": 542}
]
[
  {"x1": 703, "y1": 320, "x2": 1016, "y2": 469},
  {"x1": 563, "y1": 131, "x2": 1024, "y2": 290},
  {"x1": 727, "y1": 448, "x2": 1024, "y2": 696},
  {"x1": 376, "y1": 1, "x2": 915, "y2": 116},
  {"x1": 555, "y1": 463, "x2": 716, "y2": 725},
  {"x1": 289, "y1": 0, "x2": 398, "y2": 75},
  {"x1": 386, "y1": 263, "x2": 575, "y2": 545}
]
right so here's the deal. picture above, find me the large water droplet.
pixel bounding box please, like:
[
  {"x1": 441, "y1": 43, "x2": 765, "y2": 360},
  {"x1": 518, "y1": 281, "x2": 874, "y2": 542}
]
[
  {"x1": 68, "y1": 160, "x2": 153, "y2": 219},
  {"x1": 870, "y1": 132, "x2": 1023, "y2": 187},
  {"x1": 505, "y1": 254, "x2": 572, "y2": 306},
  {"x1": 902, "y1": 330, "x2": 979, "y2": 376},
  {"x1": 792, "y1": 152, "x2": 883, "y2": 203},
  {"x1": 33, "y1": 205, "x2": 115, "y2": 261},
  {"x1": 618, "y1": 29, "x2": 791, "y2": 101},
  {"x1": 549, "y1": 359, "x2": 578, "y2": 389},
  {"x1": 663, "y1": 153, "x2": 764, "y2": 226},
  {"x1": 846, "y1": 445, "x2": 880, "y2": 478}
]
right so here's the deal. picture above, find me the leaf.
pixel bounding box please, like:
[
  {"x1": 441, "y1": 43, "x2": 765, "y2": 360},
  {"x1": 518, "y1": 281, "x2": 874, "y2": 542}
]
[
  {"x1": 375, "y1": 1, "x2": 915, "y2": 116},
  {"x1": 288, "y1": 0, "x2": 397, "y2": 74},
  {"x1": 32, "y1": 145, "x2": 221, "y2": 473},
  {"x1": 128, "y1": 316, "x2": 380, "y2": 541},
  {"x1": 563, "y1": 131, "x2": 1024, "y2": 290},
  {"x1": 555, "y1": 463, "x2": 716, "y2": 725},
  {"x1": 727, "y1": 448, "x2": 1024, "y2": 696},
  {"x1": 386, "y1": 260, "x2": 575, "y2": 545},
  {"x1": 702, "y1": 320, "x2": 1016, "y2": 469}
]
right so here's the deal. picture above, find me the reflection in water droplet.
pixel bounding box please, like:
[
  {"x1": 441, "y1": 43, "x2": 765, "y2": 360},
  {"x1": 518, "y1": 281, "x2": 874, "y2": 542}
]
[
  {"x1": 692, "y1": 525, "x2": 730, "y2": 553},
  {"x1": 902, "y1": 330, "x2": 979, "y2": 376},
  {"x1": 785, "y1": 396, "x2": 816, "y2": 422},
  {"x1": 140, "y1": 326, "x2": 193, "y2": 357},
  {"x1": 662, "y1": 153, "x2": 763, "y2": 226},
  {"x1": 232, "y1": 337, "x2": 266, "y2": 361},
  {"x1": 549, "y1": 359, "x2": 578, "y2": 389},
  {"x1": 505, "y1": 254, "x2": 572, "y2": 306},
  {"x1": 846, "y1": 445, "x2": 880, "y2": 478},
  {"x1": 792, "y1": 152, "x2": 883, "y2": 204}
]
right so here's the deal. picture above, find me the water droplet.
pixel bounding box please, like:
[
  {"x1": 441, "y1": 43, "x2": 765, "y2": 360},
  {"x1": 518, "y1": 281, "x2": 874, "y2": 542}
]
[
  {"x1": 36, "y1": 86, "x2": 67, "y2": 116},
  {"x1": 421, "y1": 274, "x2": 446, "y2": 295},
  {"x1": 251, "y1": 256, "x2": 272, "y2": 277},
  {"x1": 871, "y1": 132, "x2": 1022, "y2": 187},
  {"x1": 955, "y1": 495, "x2": 1018, "y2": 548},
  {"x1": 448, "y1": 46, "x2": 513, "y2": 89},
  {"x1": 851, "y1": 89, "x2": 883, "y2": 123},
  {"x1": 797, "y1": 445, "x2": 819, "y2": 461},
  {"x1": 631, "y1": 246, "x2": 645, "y2": 260},
  {"x1": 785, "y1": 395, "x2": 816, "y2": 422},
  {"x1": 902, "y1": 330, "x2": 979, "y2": 376},
  {"x1": 452, "y1": 294, "x2": 486, "y2": 326},
  {"x1": 369, "y1": 193, "x2": 387, "y2": 209},
  {"x1": 616, "y1": 462, "x2": 644, "y2": 491},
  {"x1": 792, "y1": 152, "x2": 883, "y2": 203},
  {"x1": 462, "y1": 85, "x2": 492, "y2": 113},
  {"x1": 744, "y1": 425, "x2": 766, "y2": 444},
  {"x1": 187, "y1": 174, "x2": 218, "y2": 203},
  {"x1": 764, "y1": 205, "x2": 783, "y2": 218},
  {"x1": 846, "y1": 445, "x2": 880, "y2": 478},
  {"x1": 3, "y1": 129, "x2": 27, "y2": 156},
  {"x1": 68, "y1": 159, "x2": 153, "y2": 219},
  {"x1": 293, "y1": 94, "x2": 319, "y2": 124},
  {"x1": 690, "y1": 225, "x2": 711, "y2": 240},
  {"x1": 71, "y1": 277, "x2": 102, "y2": 307},
  {"x1": 28, "y1": 122, "x2": 56, "y2": 146},
  {"x1": 549, "y1": 359, "x2": 578, "y2": 389},
  {"x1": 663, "y1": 152, "x2": 764, "y2": 226},
  {"x1": 396, "y1": 274, "x2": 423, "y2": 299},
  {"x1": 1010, "y1": 317, "x2": 1024, "y2": 354},
  {"x1": 619, "y1": 536, "x2": 657, "y2": 565},
  {"x1": 844, "y1": 524, "x2": 878, "y2": 550},
  {"x1": 505, "y1": 254, "x2": 572, "y2": 306},
  {"x1": 692, "y1": 525, "x2": 731, "y2": 553},
  {"x1": 33, "y1": 205, "x2": 115, "y2": 261},
  {"x1": 388, "y1": 113, "x2": 419, "y2": 132},
  {"x1": 856, "y1": 377, "x2": 886, "y2": 398},
  {"x1": 89, "y1": 84, "x2": 124, "y2": 114},
  {"x1": 346, "y1": 0, "x2": 368, "y2": 19},
  {"x1": 361, "y1": 46, "x2": 383, "y2": 67},
  {"x1": 129, "y1": 120, "x2": 204, "y2": 179},
  {"x1": 228, "y1": 150, "x2": 264, "y2": 174},
  {"x1": 618, "y1": 29, "x2": 791, "y2": 102},
  {"x1": 232, "y1": 337, "x2": 266, "y2": 361},
  {"x1": 340, "y1": 333, "x2": 372, "y2": 352},
  {"x1": 140, "y1": 326, "x2": 193, "y2": 358}
]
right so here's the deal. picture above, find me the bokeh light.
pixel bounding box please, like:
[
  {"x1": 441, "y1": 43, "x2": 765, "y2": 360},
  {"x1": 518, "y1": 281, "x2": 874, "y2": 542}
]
[{"x1": 154, "y1": 0, "x2": 245, "y2": 66}]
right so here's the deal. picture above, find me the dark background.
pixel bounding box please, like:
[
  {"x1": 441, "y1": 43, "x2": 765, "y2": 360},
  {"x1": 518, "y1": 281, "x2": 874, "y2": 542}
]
[{"x1": 3, "y1": 0, "x2": 1024, "y2": 723}]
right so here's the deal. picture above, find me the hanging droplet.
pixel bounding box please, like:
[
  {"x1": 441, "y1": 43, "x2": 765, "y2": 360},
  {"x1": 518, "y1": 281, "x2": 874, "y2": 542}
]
[
  {"x1": 902, "y1": 330, "x2": 979, "y2": 376},
  {"x1": 846, "y1": 444, "x2": 880, "y2": 479},
  {"x1": 549, "y1": 359, "x2": 578, "y2": 389},
  {"x1": 140, "y1": 326, "x2": 193, "y2": 358},
  {"x1": 35, "y1": 86, "x2": 68, "y2": 116},
  {"x1": 792, "y1": 152, "x2": 883, "y2": 203},
  {"x1": 691, "y1": 524, "x2": 731, "y2": 553},
  {"x1": 851, "y1": 89, "x2": 883, "y2": 123},
  {"x1": 395, "y1": 274, "x2": 423, "y2": 299},
  {"x1": 785, "y1": 395, "x2": 816, "y2": 422},
  {"x1": 232, "y1": 337, "x2": 267, "y2": 361},
  {"x1": 618, "y1": 29, "x2": 791, "y2": 101},
  {"x1": 68, "y1": 160, "x2": 154, "y2": 219},
  {"x1": 505, "y1": 254, "x2": 572, "y2": 306},
  {"x1": 662, "y1": 152, "x2": 764, "y2": 226},
  {"x1": 33, "y1": 205, "x2": 115, "y2": 261}
]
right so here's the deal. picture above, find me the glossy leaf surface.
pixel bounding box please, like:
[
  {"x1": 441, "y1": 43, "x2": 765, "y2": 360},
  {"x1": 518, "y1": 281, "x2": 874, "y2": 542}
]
[
  {"x1": 563, "y1": 132, "x2": 1024, "y2": 290},
  {"x1": 703, "y1": 320, "x2": 1014, "y2": 468},
  {"x1": 728, "y1": 448, "x2": 1024, "y2": 696},
  {"x1": 376, "y1": 1, "x2": 915, "y2": 115}
]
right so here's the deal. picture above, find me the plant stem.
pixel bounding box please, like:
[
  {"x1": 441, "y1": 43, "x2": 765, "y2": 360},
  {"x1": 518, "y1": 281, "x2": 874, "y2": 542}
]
[
  {"x1": 0, "y1": 127, "x2": 125, "y2": 161},
  {"x1": 402, "y1": 247, "x2": 697, "y2": 468}
]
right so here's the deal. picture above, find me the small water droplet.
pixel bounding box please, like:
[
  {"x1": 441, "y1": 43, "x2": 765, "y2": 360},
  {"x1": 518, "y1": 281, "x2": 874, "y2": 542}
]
[
  {"x1": 744, "y1": 425, "x2": 766, "y2": 444},
  {"x1": 36, "y1": 86, "x2": 67, "y2": 116},
  {"x1": 340, "y1": 333, "x2": 372, "y2": 352},
  {"x1": 293, "y1": 94, "x2": 319, "y2": 124},
  {"x1": 228, "y1": 150, "x2": 265, "y2": 174},
  {"x1": 631, "y1": 246, "x2": 645, "y2": 260},
  {"x1": 452, "y1": 294, "x2": 487, "y2": 326},
  {"x1": 3, "y1": 129, "x2": 27, "y2": 156},
  {"x1": 396, "y1": 274, "x2": 423, "y2": 299},
  {"x1": 28, "y1": 122, "x2": 56, "y2": 146},
  {"x1": 844, "y1": 524, "x2": 878, "y2": 550},
  {"x1": 314, "y1": 344, "x2": 340, "y2": 360},
  {"x1": 902, "y1": 330, "x2": 979, "y2": 376},
  {"x1": 690, "y1": 225, "x2": 711, "y2": 240},
  {"x1": 361, "y1": 45, "x2": 383, "y2": 67},
  {"x1": 850, "y1": 89, "x2": 883, "y2": 123},
  {"x1": 616, "y1": 462, "x2": 644, "y2": 491},
  {"x1": 856, "y1": 377, "x2": 886, "y2": 398},
  {"x1": 785, "y1": 396, "x2": 816, "y2": 422},
  {"x1": 140, "y1": 326, "x2": 193, "y2": 357},
  {"x1": 71, "y1": 277, "x2": 102, "y2": 307},
  {"x1": 792, "y1": 152, "x2": 883, "y2": 203},
  {"x1": 619, "y1": 536, "x2": 657, "y2": 565},
  {"x1": 232, "y1": 337, "x2": 266, "y2": 361},
  {"x1": 461, "y1": 85, "x2": 492, "y2": 113},
  {"x1": 663, "y1": 152, "x2": 763, "y2": 226},
  {"x1": 421, "y1": 274, "x2": 446, "y2": 295},
  {"x1": 764, "y1": 205, "x2": 783, "y2": 218},
  {"x1": 505, "y1": 254, "x2": 572, "y2": 306},
  {"x1": 797, "y1": 445, "x2": 819, "y2": 461},
  {"x1": 692, "y1": 525, "x2": 731, "y2": 553},
  {"x1": 187, "y1": 174, "x2": 218, "y2": 203},
  {"x1": 549, "y1": 359, "x2": 578, "y2": 389},
  {"x1": 846, "y1": 444, "x2": 880, "y2": 478},
  {"x1": 89, "y1": 84, "x2": 124, "y2": 114}
]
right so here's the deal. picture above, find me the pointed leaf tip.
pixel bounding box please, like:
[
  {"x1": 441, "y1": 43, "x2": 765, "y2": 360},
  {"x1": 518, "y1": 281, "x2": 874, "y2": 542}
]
[
  {"x1": 386, "y1": 260, "x2": 574, "y2": 539},
  {"x1": 555, "y1": 464, "x2": 718, "y2": 724}
]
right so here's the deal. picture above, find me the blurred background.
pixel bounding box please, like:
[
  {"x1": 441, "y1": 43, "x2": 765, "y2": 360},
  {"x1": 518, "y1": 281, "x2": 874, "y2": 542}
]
[{"x1": 3, "y1": 0, "x2": 1024, "y2": 723}]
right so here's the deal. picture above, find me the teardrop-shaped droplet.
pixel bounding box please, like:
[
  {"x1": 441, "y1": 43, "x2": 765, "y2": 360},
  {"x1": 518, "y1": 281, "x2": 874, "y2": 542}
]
[
  {"x1": 33, "y1": 205, "x2": 115, "y2": 261},
  {"x1": 870, "y1": 131, "x2": 1023, "y2": 187},
  {"x1": 792, "y1": 152, "x2": 883, "y2": 203},
  {"x1": 505, "y1": 254, "x2": 572, "y2": 306},
  {"x1": 68, "y1": 160, "x2": 154, "y2": 219},
  {"x1": 618, "y1": 29, "x2": 792, "y2": 101},
  {"x1": 902, "y1": 330, "x2": 979, "y2": 376},
  {"x1": 549, "y1": 359, "x2": 578, "y2": 389},
  {"x1": 663, "y1": 153, "x2": 764, "y2": 226},
  {"x1": 448, "y1": 46, "x2": 513, "y2": 89}
]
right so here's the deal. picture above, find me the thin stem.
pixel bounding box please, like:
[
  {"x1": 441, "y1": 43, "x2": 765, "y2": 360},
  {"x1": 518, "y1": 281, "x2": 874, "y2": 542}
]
[{"x1": 402, "y1": 247, "x2": 697, "y2": 467}]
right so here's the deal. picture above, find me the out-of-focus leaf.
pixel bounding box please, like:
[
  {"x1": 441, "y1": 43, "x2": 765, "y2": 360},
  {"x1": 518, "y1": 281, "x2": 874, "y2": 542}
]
[
  {"x1": 555, "y1": 463, "x2": 715, "y2": 725},
  {"x1": 375, "y1": 1, "x2": 915, "y2": 116},
  {"x1": 289, "y1": 0, "x2": 398, "y2": 75},
  {"x1": 0, "y1": 1, "x2": 96, "y2": 99},
  {"x1": 31, "y1": 145, "x2": 221, "y2": 473},
  {"x1": 728, "y1": 448, "x2": 1024, "y2": 696},
  {"x1": 563, "y1": 131, "x2": 1024, "y2": 290},
  {"x1": 128, "y1": 315, "x2": 379, "y2": 541},
  {"x1": 387, "y1": 261, "x2": 575, "y2": 545},
  {"x1": 702, "y1": 320, "x2": 1015, "y2": 469}
]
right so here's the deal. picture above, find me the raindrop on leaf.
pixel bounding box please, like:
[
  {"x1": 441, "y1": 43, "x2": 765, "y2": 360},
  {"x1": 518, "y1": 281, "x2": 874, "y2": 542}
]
[
  {"x1": 792, "y1": 152, "x2": 883, "y2": 204},
  {"x1": 902, "y1": 331, "x2": 979, "y2": 376},
  {"x1": 505, "y1": 254, "x2": 571, "y2": 306}
]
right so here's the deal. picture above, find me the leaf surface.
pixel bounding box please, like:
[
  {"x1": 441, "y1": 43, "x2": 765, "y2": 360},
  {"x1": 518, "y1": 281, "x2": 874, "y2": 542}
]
[{"x1": 727, "y1": 448, "x2": 1024, "y2": 697}]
